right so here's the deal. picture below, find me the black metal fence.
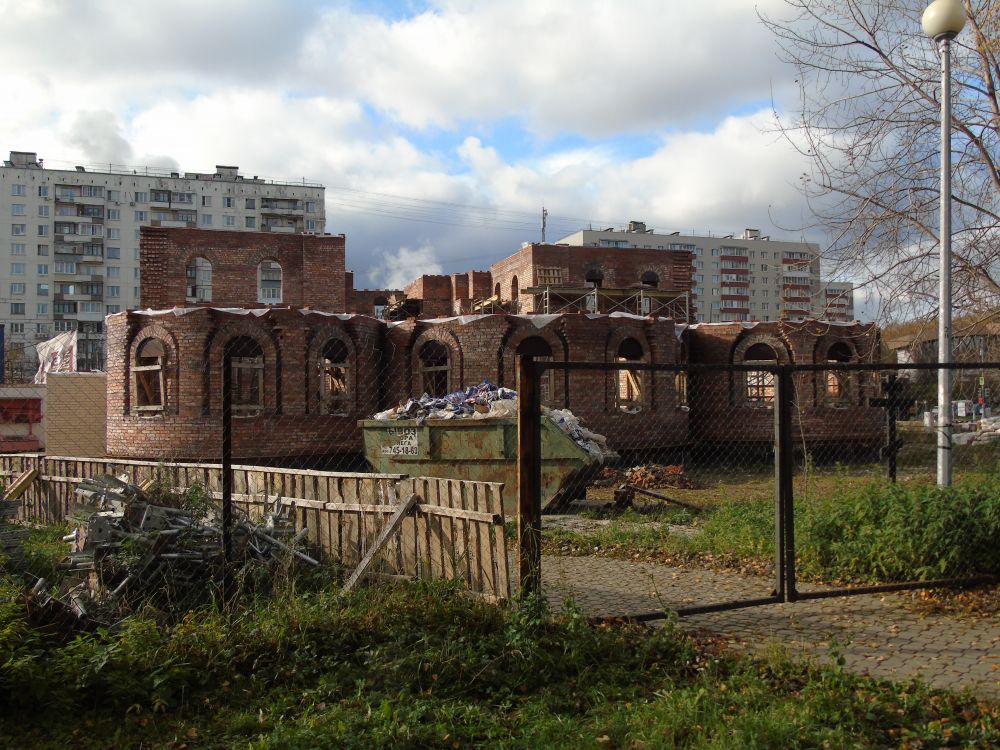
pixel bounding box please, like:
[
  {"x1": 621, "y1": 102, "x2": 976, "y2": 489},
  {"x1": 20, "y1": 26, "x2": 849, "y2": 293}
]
[{"x1": 516, "y1": 357, "x2": 1000, "y2": 617}]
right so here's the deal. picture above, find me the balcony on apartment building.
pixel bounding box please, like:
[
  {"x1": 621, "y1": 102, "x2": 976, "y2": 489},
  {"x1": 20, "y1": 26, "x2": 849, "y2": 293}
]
[{"x1": 261, "y1": 198, "x2": 305, "y2": 215}]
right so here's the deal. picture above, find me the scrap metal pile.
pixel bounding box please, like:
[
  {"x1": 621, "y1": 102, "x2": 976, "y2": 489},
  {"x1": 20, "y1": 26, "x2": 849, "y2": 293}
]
[
  {"x1": 27, "y1": 474, "x2": 317, "y2": 627},
  {"x1": 372, "y1": 380, "x2": 617, "y2": 462}
]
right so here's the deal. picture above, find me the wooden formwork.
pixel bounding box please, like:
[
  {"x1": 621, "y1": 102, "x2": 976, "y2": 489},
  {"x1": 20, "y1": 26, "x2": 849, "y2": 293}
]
[{"x1": 0, "y1": 454, "x2": 510, "y2": 601}]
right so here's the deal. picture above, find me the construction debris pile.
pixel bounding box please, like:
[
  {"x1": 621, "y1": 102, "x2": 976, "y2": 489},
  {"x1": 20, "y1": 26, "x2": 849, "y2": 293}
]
[
  {"x1": 27, "y1": 475, "x2": 317, "y2": 627},
  {"x1": 372, "y1": 380, "x2": 617, "y2": 462},
  {"x1": 373, "y1": 380, "x2": 518, "y2": 421},
  {"x1": 595, "y1": 464, "x2": 698, "y2": 490}
]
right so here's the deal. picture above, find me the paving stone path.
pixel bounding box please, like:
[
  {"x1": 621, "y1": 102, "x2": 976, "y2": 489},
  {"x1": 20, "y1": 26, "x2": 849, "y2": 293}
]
[{"x1": 541, "y1": 555, "x2": 1000, "y2": 700}]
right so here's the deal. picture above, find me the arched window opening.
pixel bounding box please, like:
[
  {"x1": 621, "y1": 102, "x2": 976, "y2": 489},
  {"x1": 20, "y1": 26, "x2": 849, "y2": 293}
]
[
  {"x1": 134, "y1": 338, "x2": 165, "y2": 412},
  {"x1": 744, "y1": 342, "x2": 777, "y2": 405},
  {"x1": 494, "y1": 282, "x2": 501, "y2": 298},
  {"x1": 640, "y1": 270, "x2": 659, "y2": 287},
  {"x1": 585, "y1": 269, "x2": 604, "y2": 289},
  {"x1": 517, "y1": 336, "x2": 554, "y2": 404},
  {"x1": 185, "y1": 257, "x2": 212, "y2": 303},
  {"x1": 616, "y1": 337, "x2": 644, "y2": 411},
  {"x1": 320, "y1": 339, "x2": 350, "y2": 415},
  {"x1": 825, "y1": 341, "x2": 853, "y2": 402},
  {"x1": 229, "y1": 336, "x2": 264, "y2": 414},
  {"x1": 373, "y1": 296, "x2": 388, "y2": 320},
  {"x1": 257, "y1": 260, "x2": 282, "y2": 304},
  {"x1": 419, "y1": 340, "x2": 450, "y2": 396},
  {"x1": 510, "y1": 276, "x2": 520, "y2": 313}
]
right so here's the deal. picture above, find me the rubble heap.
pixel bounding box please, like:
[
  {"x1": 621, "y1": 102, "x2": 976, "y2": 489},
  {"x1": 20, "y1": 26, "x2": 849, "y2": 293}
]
[
  {"x1": 372, "y1": 380, "x2": 617, "y2": 462},
  {"x1": 28, "y1": 475, "x2": 317, "y2": 627}
]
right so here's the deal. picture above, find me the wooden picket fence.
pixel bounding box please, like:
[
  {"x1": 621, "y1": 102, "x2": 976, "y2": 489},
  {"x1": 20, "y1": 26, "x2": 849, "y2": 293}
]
[{"x1": 0, "y1": 453, "x2": 511, "y2": 600}]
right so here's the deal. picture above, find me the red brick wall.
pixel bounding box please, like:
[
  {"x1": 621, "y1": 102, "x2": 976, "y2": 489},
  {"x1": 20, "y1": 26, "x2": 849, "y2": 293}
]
[
  {"x1": 344, "y1": 271, "x2": 402, "y2": 316},
  {"x1": 105, "y1": 308, "x2": 881, "y2": 462},
  {"x1": 686, "y1": 320, "x2": 882, "y2": 445},
  {"x1": 489, "y1": 244, "x2": 696, "y2": 319},
  {"x1": 139, "y1": 227, "x2": 346, "y2": 311}
]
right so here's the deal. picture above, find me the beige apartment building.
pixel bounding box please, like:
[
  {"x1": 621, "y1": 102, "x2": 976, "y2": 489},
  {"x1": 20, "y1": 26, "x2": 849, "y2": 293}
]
[
  {"x1": 556, "y1": 223, "x2": 854, "y2": 324},
  {"x1": 0, "y1": 151, "x2": 325, "y2": 376}
]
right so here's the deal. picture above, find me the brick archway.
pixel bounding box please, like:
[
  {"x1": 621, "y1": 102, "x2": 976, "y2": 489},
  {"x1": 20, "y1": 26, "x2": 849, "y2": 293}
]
[
  {"x1": 411, "y1": 328, "x2": 463, "y2": 396},
  {"x1": 205, "y1": 317, "x2": 281, "y2": 415},
  {"x1": 125, "y1": 323, "x2": 180, "y2": 415},
  {"x1": 305, "y1": 323, "x2": 359, "y2": 415}
]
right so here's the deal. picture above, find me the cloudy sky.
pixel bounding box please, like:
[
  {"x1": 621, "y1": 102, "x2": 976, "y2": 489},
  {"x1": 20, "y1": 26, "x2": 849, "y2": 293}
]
[{"x1": 0, "y1": 0, "x2": 841, "y2": 300}]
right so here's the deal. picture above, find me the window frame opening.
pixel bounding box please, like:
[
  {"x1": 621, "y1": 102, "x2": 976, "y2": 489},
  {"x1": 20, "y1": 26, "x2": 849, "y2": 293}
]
[
  {"x1": 319, "y1": 338, "x2": 351, "y2": 415},
  {"x1": 133, "y1": 338, "x2": 166, "y2": 413}
]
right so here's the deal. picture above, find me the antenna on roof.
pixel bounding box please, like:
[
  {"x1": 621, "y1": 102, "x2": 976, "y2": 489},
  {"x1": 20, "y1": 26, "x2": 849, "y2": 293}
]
[{"x1": 541, "y1": 205, "x2": 548, "y2": 243}]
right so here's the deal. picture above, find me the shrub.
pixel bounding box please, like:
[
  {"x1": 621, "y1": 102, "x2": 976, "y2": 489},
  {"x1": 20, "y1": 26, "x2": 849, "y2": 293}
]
[{"x1": 798, "y1": 478, "x2": 1000, "y2": 582}]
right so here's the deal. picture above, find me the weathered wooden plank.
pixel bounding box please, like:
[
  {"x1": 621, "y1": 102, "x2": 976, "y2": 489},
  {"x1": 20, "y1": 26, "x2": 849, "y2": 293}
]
[
  {"x1": 491, "y1": 483, "x2": 511, "y2": 600},
  {"x1": 3, "y1": 468, "x2": 38, "y2": 501}
]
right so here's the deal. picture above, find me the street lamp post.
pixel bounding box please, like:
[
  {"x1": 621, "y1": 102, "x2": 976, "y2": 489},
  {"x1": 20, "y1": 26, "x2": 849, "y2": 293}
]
[{"x1": 922, "y1": 0, "x2": 966, "y2": 487}]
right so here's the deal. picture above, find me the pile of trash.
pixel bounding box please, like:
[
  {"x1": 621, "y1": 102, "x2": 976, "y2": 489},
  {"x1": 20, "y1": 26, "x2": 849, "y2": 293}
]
[
  {"x1": 26, "y1": 475, "x2": 316, "y2": 628},
  {"x1": 372, "y1": 380, "x2": 616, "y2": 462},
  {"x1": 594, "y1": 464, "x2": 698, "y2": 490},
  {"x1": 373, "y1": 380, "x2": 518, "y2": 422},
  {"x1": 625, "y1": 464, "x2": 698, "y2": 490}
]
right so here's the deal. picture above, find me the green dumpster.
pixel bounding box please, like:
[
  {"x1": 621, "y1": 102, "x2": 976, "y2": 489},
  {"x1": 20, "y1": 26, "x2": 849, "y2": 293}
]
[{"x1": 360, "y1": 417, "x2": 601, "y2": 515}]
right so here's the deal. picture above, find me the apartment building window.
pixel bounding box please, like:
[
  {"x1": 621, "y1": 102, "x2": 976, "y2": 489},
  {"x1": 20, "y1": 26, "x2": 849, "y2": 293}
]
[
  {"x1": 106, "y1": 266, "x2": 120, "y2": 279},
  {"x1": 306, "y1": 201, "x2": 315, "y2": 213},
  {"x1": 762, "y1": 264, "x2": 768, "y2": 271},
  {"x1": 134, "y1": 210, "x2": 149, "y2": 222},
  {"x1": 107, "y1": 228, "x2": 120, "y2": 239},
  {"x1": 175, "y1": 192, "x2": 194, "y2": 204},
  {"x1": 105, "y1": 305, "x2": 120, "y2": 314},
  {"x1": 9, "y1": 323, "x2": 24, "y2": 335},
  {"x1": 36, "y1": 304, "x2": 48, "y2": 315},
  {"x1": 10, "y1": 283, "x2": 25, "y2": 295},
  {"x1": 711, "y1": 248, "x2": 718, "y2": 256},
  {"x1": 107, "y1": 247, "x2": 120, "y2": 259},
  {"x1": 80, "y1": 282, "x2": 102, "y2": 296},
  {"x1": 55, "y1": 320, "x2": 76, "y2": 332},
  {"x1": 37, "y1": 262, "x2": 48, "y2": 274},
  {"x1": 38, "y1": 186, "x2": 48, "y2": 197},
  {"x1": 107, "y1": 208, "x2": 120, "y2": 221},
  {"x1": 82, "y1": 243, "x2": 102, "y2": 257},
  {"x1": 223, "y1": 197, "x2": 234, "y2": 208},
  {"x1": 134, "y1": 268, "x2": 140, "y2": 279},
  {"x1": 245, "y1": 217, "x2": 256, "y2": 229},
  {"x1": 186, "y1": 257, "x2": 212, "y2": 302},
  {"x1": 37, "y1": 244, "x2": 48, "y2": 256},
  {"x1": 695, "y1": 274, "x2": 704, "y2": 282},
  {"x1": 134, "y1": 192, "x2": 148, "y2": 203},
  {"x1": 245, "y1": 198, "x2": 255, "y2": 209},
  {"x1": 38, "y1": 205, "x2": 49, "y2": 217},
  {"x1": 695, "y1": 260, "x2": 704, "y2": 269},
  {"x1": 134, "y1": 248, "x2": 140, "y2": 260},
  {"x1": 55, "y1": 261, "x2": 76, "y2": 274},
  {"x1": 133, "y1": 286, "x2": 139, "y2": 298},
  {"x1": 10, "y1": 303, "x2": 24, "y2": 315},
  {"x1": 152, "y1": 211, "x2": 170, "y2": 221},
  {"x1": 82, "y1": 186, "x2": 104, "y2": 198},
  {"x1": 11, "y1": 243, "x2": 25, "y2": 256},
  {"x1": 11, "y1": 184, "x2": 25, "y2": 196},
  {"x1": 306, "y1": 219, "x2": 319, "y2": 231},
  {"x1": 37, "y1": 225, "x2": 49, "y2": 236},
  {"x1": 11, "y1": 204, "x2": 25, "y2": 216},
  {"x1": 80, "y1": 302, "x2": 101, "y2": 314},
  {"x1": 12, "y1": 224, "x2": 25, "y2": 236},
  {"x1": 177, "y1": 211, "x2": 196, "y2": 223},
  {"x1": 224, "y1": 215, "x2": 235, "y2": 227},
  {"x1": 10, "y1": 263, "x2": 24, "y2": 275},
  {"x1": 200, "y1": 213, "x2": 213, "y2": 226},
  {"x1": 37, "y1": 283, "x2": 48, "y2": 296},
  {"x1": 54, "y1": 222, "x2": 75, "y2": 234},
  {"x1": 202, "y1": 196, "x2": 212, "y2": 207},
  {"x1": 108, "y1": 190, "x2": 121, "y2": 201},
  {"x1": 107, "y1": 286, "x2": 120, "y2": 298},
  {"x1": 150, "y1": 189, "x2": 169, "y2": 203},
  {"x1": 257, "y1": 261, "x2": 282, "y2": 303},
  {"x1": 58, "y1": 283, "x2": 76, "y2": 295}
]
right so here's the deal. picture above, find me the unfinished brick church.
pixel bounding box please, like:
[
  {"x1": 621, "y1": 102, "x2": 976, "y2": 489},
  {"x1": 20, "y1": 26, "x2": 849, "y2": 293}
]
[{"x1": 103, "y1": 227, "x2": 882, "y2": 461}]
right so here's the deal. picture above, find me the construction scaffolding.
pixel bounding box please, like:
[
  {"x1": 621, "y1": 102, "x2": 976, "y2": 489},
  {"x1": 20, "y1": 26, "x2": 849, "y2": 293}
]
[{"x1": 524, "y1": 286, "x2": 691, "y2": 320}]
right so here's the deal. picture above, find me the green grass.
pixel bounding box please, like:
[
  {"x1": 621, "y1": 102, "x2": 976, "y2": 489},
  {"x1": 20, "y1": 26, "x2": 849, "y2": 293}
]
[
  {"x1": 1, "y1": 572, "x2": 998, "y2": 749},
  {"x1": 548, "y1": 464, "x2": 1000, "y2": 586}
]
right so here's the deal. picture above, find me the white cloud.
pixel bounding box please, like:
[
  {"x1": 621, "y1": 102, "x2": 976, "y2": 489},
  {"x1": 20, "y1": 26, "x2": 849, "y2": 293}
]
[{"x1": 368, "y1": 243, "x2": 445, "y2": 289}]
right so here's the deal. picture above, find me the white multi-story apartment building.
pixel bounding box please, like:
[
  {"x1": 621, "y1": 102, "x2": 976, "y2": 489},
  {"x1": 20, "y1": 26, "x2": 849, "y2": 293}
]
[
  {"x1": 556, "y1": 223, "x2": 855, "y2": 324},
  {"x1": 1, "y1": 151, "x2": 325, "y2": 377}
]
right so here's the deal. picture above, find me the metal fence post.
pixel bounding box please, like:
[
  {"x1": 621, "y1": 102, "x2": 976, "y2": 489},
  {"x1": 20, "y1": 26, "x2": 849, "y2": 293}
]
[
  {"x1": 775, "y1": 365, "x2": 797, "y2": 602},
  {"x1": 221, "y1": 342, "x2": 234, "y2": 605},
  {"x1": 517, "y1": 354, "x2": 542, "y2": 597}
]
